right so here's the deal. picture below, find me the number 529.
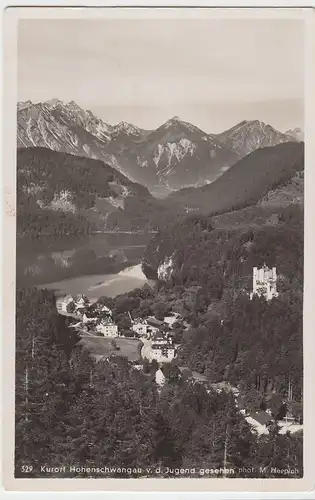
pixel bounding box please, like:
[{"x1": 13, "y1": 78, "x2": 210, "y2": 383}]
[{"x1": 21, "y1": 465, "x2": 33, "y2": 473}]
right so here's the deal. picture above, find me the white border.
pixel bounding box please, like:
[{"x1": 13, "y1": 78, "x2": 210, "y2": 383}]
[{"x1": 1, "y1": 2, "x2": 315, "y2": 498}]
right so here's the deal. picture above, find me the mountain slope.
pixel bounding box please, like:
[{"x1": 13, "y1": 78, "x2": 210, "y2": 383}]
[
  {"x1": 17, "y1": 147, "x2": 185, "y2": 239},
  {"x1": 214, "y1": 120, "x2": 295, "y2": 158},
  {"x1": 168, "y1": 142, "x2": 304, "y2": 214},
  {"x1": 108, "y1": 116, "x2": 240, "y2": 194}
]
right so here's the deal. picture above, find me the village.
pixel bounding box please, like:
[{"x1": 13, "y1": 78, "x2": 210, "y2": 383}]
[{"x1": 55, "y1": 264, "x2": 303, "y2": 438}]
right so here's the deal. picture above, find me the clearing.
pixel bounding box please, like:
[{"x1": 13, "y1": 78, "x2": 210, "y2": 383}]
[{"x1": 79, "y1": 335, "x2": 143, "y2": 362}]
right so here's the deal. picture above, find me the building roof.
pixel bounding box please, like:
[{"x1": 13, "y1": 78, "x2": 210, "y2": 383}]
[
  {"x1": 151, "y1": 343, "x2": 174, "y2": 350},
  {"x1": 74, "y1": 294, "x2": 89, "y2": 303},
  {"x1": 249, "y1": 410, "x2": 272, "y2": 426},
  {"x1": 147, "y1": 317, "x2": 164, "y2": 327},
  {"x1": 98, "y1": 319, "x2": 117, "y2": 326}
]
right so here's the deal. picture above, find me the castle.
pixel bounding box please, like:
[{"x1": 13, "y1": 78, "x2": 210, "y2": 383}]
[{"x1": 250, "y1": 265, "x2": 279, "y2": 301}]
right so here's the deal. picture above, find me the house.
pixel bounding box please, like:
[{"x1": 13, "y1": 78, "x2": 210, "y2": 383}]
[
  {"x1": 131, "y1": 320, "x2": 149, "y2": 337},
  {"x1": 155, "y1": 368, "x2": 166, "y2": 387},
  {"x1": 95, "y1": 303, "x2": 113, "y2": 317},
  {"x1": 82, "y1": 312, "x2": 98, "y2": 324},
  {"x1": 74, "y1": 294, "x2": 90, "y2": 311},
  {"x1": 245, "y1": 410, "x2": 272, "y2": 435},
  {"x1": 95, "y1": 319, "x2": 118, "y2": 337},
  {"x1": 147, "y1": 317, "x2": 165, "y2": 328},
  {"x1": 150, "y1": 343, "x2": 176, "y2": 363},
  {"x1": 163, "y1": 313, "x2": 181, "y2": 328},
  {"x1": 250, "y1": 264, "x2": 279, "y2": 301}
]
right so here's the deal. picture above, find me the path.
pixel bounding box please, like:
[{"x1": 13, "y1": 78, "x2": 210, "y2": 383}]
[{"x1": 140, "y1": 338, "x2": 152, "y2": 360}]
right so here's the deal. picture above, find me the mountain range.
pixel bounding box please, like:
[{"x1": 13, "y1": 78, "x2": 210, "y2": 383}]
[{"x1": 17, "y1": 99, "x2": 301, "y2": 196}]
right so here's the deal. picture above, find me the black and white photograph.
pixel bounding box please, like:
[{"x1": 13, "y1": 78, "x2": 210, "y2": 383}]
[{"x1": 4, "y1": 6, "x2": 312, "y2": 488}]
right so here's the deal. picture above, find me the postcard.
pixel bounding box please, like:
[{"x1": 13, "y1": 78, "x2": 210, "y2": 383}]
[{"x1": 2, "y1": 5, "x2": 315, "y2": 493}]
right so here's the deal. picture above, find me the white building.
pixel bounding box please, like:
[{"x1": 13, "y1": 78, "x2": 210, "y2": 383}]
[
  {"x1": 150, "y1": 343, "x2": 176, "y2": 363},
  {"x1": 152, "y1": 337, "x2": 169, "y2": 346},
  {"x1": 163, "y1": 313, "x2": 181, "y2": 328},
  {"x1": 131, "y1": 321, "x2": 149, "y2": 337},
  {"x1": 95, "y1": 320, "x2": 118, "y2": 337},
  {"x1": 250, "y1": 265, "x2": 279, "y2": 301}
]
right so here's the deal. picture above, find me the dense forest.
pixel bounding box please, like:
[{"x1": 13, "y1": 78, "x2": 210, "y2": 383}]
[{"x1": 15, "y1": 288, "x2": 303, "y2": 478}]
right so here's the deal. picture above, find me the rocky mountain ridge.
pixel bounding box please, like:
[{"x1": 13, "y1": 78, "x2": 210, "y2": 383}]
[{"x1": 17, "y1": 99, "x2": 298, "y2": 195}]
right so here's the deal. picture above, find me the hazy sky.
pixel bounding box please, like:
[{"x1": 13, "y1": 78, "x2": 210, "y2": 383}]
[{"x1": 18, "y1": 18, "x2": 304, "y2": 133}]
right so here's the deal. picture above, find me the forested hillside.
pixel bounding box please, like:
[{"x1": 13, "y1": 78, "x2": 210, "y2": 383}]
[
  {"x1": 17, "y1": 147, "x2": 185, "y2": 239},
  {"x1": 169, "y1": 142, "x2": 304, "y2": 214}
]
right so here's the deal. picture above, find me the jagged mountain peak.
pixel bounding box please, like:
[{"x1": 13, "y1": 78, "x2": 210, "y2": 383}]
[
  {"x1": 45, "y1": 98, "x2": 65, "y2": 108},
  {"x1": 215, "y1": 119, "x2": 296, "y2": 158},
  {"x1": 17, "y1": 100, "x2": 33, "y2": 111},
  {"x1": 113, "y1": 121, "x2": 141, "y2": 136}
]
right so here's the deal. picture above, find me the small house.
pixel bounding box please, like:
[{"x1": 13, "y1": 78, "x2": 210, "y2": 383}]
[
  {"x1": 95, "y1": 319, "x2": 118, "y2": 338},
  {"x1": 74, "y1": 294, "x2": 90, "y2": 311},
  {"x1": 163, "y1": 313, "x2": 181, "y2": 328},
  {"x1": 94, "y1": 303, "x2": 113, "y2": 317},
  {"x1": 82, "y1": 312, "x2": 98, "y2": 324},
  {"x1": 245, "y1": 410, "x2": 272, "y2": 435},
  {"x1": 150, "y1": 343, "x2": 176, "y2": 363},
  {"x1": 147, "y1": 317, "x2": 164, "y2": 328},
  {"x1": 131, "y1": 320, "x2": 149, "y2": 337}
]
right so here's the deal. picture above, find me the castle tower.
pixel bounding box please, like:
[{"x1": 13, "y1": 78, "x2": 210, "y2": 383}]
[{"x1": 250, "y1": 264, "x2": 278, "y2": 301}]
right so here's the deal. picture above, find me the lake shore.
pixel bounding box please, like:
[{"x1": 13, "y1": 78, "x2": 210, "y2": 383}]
[{"x1": 38, "y1": 263, "x2": 154, "y2": 300}]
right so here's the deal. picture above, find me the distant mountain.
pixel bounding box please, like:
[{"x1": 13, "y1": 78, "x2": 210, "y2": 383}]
[
  {"x1": 107, "y1": 116, "x2": 240, "y2": 194},
  {"x1": 17, "y1": 147, "x2": 185, "y2": 239},
  {"x1": 285, "y1": 127, "x2": 304, "y2": 142},
  {"x1": 213, "y1": 120, "x2": 296, "y2": 158},
  {"x1": 17, "y1": 99, "x2": 117, "y2": 163},
  {"x1": 168, "y1": 142, "x2": 304, "y2": 214},
  {"x1": 17, "y1": 100, "x2": 238, "y2": 194}
]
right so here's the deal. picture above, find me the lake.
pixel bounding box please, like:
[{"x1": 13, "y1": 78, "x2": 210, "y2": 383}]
[
  {"x1": 17, "y1": 233, "x2": 153, "y2": 298},
  {"x1": 38, "y1": 263, "x2": 153, "y2": 300}
]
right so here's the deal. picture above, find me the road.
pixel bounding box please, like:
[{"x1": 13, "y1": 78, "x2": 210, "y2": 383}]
[{"x1": 140, "y1": 338, "x2": 152, "y2": 360}]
